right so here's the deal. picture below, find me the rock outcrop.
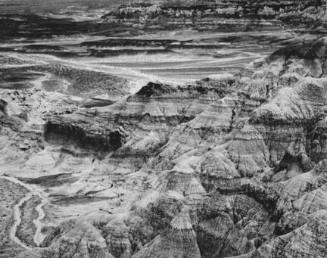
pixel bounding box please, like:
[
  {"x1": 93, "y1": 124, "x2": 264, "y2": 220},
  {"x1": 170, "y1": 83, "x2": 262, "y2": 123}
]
[
  {"x1": 102, "y1": 0, "x2": 327, "y2": 31},
  {"x1": 29, "y1": 36, "x2": 327, "y2": 257},
  {"x1": 2, "y1": 4, "x2": 327, "y2": 258}
]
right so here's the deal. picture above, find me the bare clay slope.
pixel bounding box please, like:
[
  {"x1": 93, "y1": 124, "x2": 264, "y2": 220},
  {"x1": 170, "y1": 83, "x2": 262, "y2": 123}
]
[
  {"x1": 1, "y1": 1, "x2": 327, "y2": 257},
  {"x1": 1, "y1": 35, "x2": 327, "y2": 257}
]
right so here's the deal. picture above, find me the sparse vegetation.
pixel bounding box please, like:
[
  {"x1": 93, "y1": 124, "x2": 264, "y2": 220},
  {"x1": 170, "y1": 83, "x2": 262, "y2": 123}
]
[{"x1": 36, "y1": 64, "x2": 129, "y2": 96}]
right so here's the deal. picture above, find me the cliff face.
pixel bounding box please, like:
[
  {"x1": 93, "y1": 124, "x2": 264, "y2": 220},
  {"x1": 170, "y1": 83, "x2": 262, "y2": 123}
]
[{"x1": 102, "y1": 0, "x2": 326, "y2": 31}]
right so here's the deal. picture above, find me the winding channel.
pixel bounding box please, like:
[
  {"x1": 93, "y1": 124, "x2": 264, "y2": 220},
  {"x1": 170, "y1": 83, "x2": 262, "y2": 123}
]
[{"x1": 0, "y1": 175, "x2": 48, "y2": 249}]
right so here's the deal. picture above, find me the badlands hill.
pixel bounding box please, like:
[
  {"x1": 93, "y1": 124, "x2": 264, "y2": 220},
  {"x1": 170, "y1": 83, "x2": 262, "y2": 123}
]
[
  {"x1": 1, "y1": 35, "x2": 327, "y2": 257},
  {"x1": 0, "y1": 0, "x2": 327, "y2": 258}
]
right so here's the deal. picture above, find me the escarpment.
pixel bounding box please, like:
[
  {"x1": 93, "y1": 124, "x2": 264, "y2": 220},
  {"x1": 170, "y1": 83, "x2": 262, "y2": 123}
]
[
  {"x1": 19, "y1": 36, "x2": 326, "y2": 258},
  {"x1": 44, "y1": 119, "x2": 125, "y2": 153},
  {"x1": 102, "y1": 0, "x2": 327, "y2": 31},
  {"x1": 2, "y1": 41, "x2": 327, "y2": 258}
]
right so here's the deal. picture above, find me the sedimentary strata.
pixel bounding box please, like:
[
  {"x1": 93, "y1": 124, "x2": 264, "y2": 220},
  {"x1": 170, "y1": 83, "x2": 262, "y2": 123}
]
[{"x1": 1, "y1": 1, "x2": 327, "y2": 258}]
